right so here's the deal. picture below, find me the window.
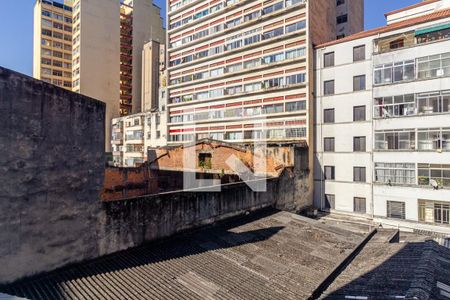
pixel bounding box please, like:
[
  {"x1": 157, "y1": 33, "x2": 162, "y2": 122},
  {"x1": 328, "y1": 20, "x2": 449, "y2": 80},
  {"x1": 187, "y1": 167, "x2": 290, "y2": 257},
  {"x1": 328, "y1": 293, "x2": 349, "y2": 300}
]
[
  {"x1": 263, "y1": 77, "x2": 283, "y2": 89},
  {"x1": 262, "y1": 104, "x2": 283, "y2": 114},
  {"x1": 387, "y1": 201, "x2": 406, "y2": 219},
  {"x1": 324, "y1": 166, "x2": 335, "y2": 180},
  {"x1": 353, "y1": 137, "x2": 366, "y2": 152},
  {"x1": 324, "y1": 194, "x2": 335, "y2": 210},
  {"x1": 419, "y1": 200, "x2": 449, "y2": 225},
  {"x1": 244, "y1": 107, "x2": 261, "y2": 116},
  {"x1": 286, "y1": 47, "x2": 306, "y2": 59},
  {"x1": 244, "y1": 58, "x2": 261, "y2": 69},
  {"x1": 353, "y1": 45, "x2": 365, "y2": 62},
  {"x1": 353, "y1": 106, "x2": 366, "y2": 121},
  {"x1": 42, "y1": 29, "x2": 52, "y2": 37},
  {"x1": 244, "y1": 11, "x2": 261, "y2": 22},
  {"x1": 337, "y1": 0, "x2": 345, "y2": 5},
  {"x1": 374, "y1": 63, "x2": 392, "y2": 85},
  {"x1": 198, "y1": 153, "x2": 212, "y2": 169},
  {"x1": 324, "y1": 137, "x2": 335, "y2": 152},
  {"x1": 353, "y1": 197, "x2": 366, "y2": 213},
  {"x1": 418, "y1": 164, "x2": 450, "y2": 187},
  {"x1": 324, "y1": 52, "x2": 335, "y2": 68},
  {"x1": 262, "y1": 27, "x2": 284, "y2": 40},
  {"x1": 374, "y1": 94, "x2": 415, "y2": 118},
  {"x1": 374, "y1": 60, "x2": 414, "y2": 84},
  {"x1": 244, "y1": 34, "x2": 260, "y2": 46},
  {"x1": 393, "y1": 60, "x2": 415, "y2": 82},
  {"x1": 286, "y1": 101, "x2": 306, "y2": 112},
  {"x1": 225, "y1": 85, "x2": 242, "y2": 96},
  {"x1": 353, "y1": 167, "x2": 366, "y2": 182},
  {"x1": 226, "y1": 17, "x2": 241, "y2": 29},
  {"x1": 417, "y1": 128, "x2": 450, "y2": 151},
  {"x1": 389, "y1": 39, "x2": 404, "y2": 50},
  {"x1": 244, "y1": 82, "x2": 261, "y2": 92},
  {"x1": 285, "y1": 21, "x2": 305, "y2": 33},
  {"x1": 225, "y1": 131, "x2": 243, "y2": 140},
  {"x1": 42, "y1": 10, "x2": 51, "y2": 17},
  {"x1": 262, "y1": 1, "x2": 283, "y2": 15},
  {"x1": 375, "y1": 130, "x2": 415, "y2": 150},
  {"x1": 286, "y1": 128, "x2": 306, "y2": 138},
  {"x1": 286, "y1": 73, "x2": 305, "y2": 85},
  {"x1": 417, "y1": 52, "x2": 450, "y2": 79},
  {"x1": 324, "y1": 80, "x2": 335, "y2": 95},
  {"x1": 353, "y1": 75, "x2": 366, "y2": 91},
  {"x1": 417, "y1": 90, "x2": 450, "y2": 114},
  {"x1": 263, "y1": 52, "x2": 284, "y2": 64},
  {"x1": 337, "y1": 14, "x2": 348, "y2": 24},
  {"x1": 375, "y1": 163, "x2": 415, "y2": 185},
  {"x1": 324, "y1": 109, "x2": 335, "y2": 123}
]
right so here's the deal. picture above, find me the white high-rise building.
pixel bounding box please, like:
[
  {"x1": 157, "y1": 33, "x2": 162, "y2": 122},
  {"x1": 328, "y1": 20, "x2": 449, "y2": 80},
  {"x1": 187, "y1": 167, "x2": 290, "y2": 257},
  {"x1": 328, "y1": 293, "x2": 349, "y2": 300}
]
[{"x1": 314, "y1": 0, "x2": 450, "y2": 233}]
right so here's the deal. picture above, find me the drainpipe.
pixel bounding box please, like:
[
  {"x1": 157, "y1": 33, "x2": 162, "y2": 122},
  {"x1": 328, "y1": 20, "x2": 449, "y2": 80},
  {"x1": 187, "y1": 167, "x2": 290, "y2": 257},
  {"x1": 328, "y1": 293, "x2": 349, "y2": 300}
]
[
  {"x1": 371, "y1": 34, "x2": 380, "y2": 221},
  {"x1": 317, "y1": 47, "x2": 324, "y2": 211}
]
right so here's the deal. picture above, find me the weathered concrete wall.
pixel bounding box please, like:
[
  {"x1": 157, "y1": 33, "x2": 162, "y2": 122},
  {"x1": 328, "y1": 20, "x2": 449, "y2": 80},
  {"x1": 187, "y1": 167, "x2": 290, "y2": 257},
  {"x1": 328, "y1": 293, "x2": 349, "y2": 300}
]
[
  {"x1": 0, "y1": 68, "x2": 310, "y2": 284},
  {"x1": 0, "y1": 67, "x2": 106, "y2": 283}
]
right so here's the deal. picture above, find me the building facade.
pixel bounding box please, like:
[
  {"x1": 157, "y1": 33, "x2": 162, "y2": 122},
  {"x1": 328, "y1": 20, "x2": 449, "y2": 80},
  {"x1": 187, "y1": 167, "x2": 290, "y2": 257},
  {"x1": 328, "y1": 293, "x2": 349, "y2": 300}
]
[
  {"x1": 315, "y1": 1, "x2": 450, "y2": 233},
  {"x1": 112, "y1": 38, "x2": 168, "y2": 167},
  {"x1": 165, "y1": 0, "x2": 363, "y2": 146},
  {"x1": 34, "y1": 0, "x2": 165, "y2": 150},
  {"x1": 111, "y1": 110, "x2": 168, "y2": 167},
  {"x1": 142, "y1": 40, "x2": 167, "y2": 112},
  {"x1": 33, "y1": 0, "x2": 74, "y2": 90}
]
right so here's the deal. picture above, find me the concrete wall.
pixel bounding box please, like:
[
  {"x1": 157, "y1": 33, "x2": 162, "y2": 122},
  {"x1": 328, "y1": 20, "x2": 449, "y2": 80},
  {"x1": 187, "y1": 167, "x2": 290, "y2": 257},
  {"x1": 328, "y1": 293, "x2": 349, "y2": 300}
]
[{"x1": 0, "y1": 67, "x2": 106, "y2": 284}]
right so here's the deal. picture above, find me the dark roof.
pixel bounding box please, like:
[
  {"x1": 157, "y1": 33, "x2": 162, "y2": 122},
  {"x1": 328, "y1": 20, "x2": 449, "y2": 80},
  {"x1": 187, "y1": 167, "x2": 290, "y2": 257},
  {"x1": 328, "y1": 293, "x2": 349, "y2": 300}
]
[
  {"x1": 0, "y1": 210, "x2": 365, "y2": 300},
  {"x1": 1, "y1": 210, "x2": 448, "y2": 300},
  {"x1": 320, "y1": 231, "x2": 450, "y2": 299}
]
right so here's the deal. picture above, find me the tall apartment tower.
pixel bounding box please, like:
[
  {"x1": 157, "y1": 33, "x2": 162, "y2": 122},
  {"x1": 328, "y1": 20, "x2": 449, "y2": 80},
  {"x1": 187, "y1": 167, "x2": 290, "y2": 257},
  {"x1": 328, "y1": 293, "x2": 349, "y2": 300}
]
[
  {"x1": 315, "y1": 0, "x2": 450, "y2": 232},
  {"x1": 34, "y1": 0, "x2": 165, "y2": 150},
  {"x1": 33, "y1": 0, "x2": 74, "y2": 90},
  {"x1": 165, "y1": 0, "x2": 363, "y2": 146},
  {"x1": 336, "y1": 0, "x2": 364, "y2": 39},
  {"x1": 142, "y1": 40, "x2": 166, "y2": 112}
]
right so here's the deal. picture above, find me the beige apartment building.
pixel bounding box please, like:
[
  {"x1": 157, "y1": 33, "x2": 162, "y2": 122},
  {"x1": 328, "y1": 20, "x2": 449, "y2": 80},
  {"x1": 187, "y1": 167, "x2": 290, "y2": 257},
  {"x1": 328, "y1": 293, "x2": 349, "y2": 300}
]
[
  {"x1": 33, "y1": 0, "x2": 74, "y2": 90},
  {"x1": 142, "y1": 40, "x2": 167, "y2": 112},
  {"x1": 165, "y1": 0, "x2": 363, "y2": 147},
  {"x1": 34, "y1": 0, "x2": 165, "y2": 150}
]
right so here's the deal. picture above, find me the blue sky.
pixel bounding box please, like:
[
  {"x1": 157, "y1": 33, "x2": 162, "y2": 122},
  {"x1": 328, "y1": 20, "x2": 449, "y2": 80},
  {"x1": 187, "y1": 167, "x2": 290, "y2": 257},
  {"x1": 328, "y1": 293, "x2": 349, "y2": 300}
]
[{"x1": 0, "y1": 0, "x2": 420, "y2": 76}]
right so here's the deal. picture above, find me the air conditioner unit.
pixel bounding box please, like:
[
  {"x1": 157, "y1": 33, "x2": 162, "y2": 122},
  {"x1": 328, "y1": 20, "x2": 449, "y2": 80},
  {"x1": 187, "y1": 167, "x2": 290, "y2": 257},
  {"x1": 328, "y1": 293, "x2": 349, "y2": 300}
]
[{"x1": 437, "y1": 69, "x2": 444, "y2": 76}]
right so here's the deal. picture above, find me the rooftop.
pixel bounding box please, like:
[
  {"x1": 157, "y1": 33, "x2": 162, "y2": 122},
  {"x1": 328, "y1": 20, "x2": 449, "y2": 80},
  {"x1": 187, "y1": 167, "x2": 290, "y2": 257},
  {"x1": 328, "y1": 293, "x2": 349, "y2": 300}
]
[
  {"x1": 1, "y1": 209, "x2": 448, "y2": 299},
  {"x1": 0, "y1": 210, "x2": 365, "y2": 300}
]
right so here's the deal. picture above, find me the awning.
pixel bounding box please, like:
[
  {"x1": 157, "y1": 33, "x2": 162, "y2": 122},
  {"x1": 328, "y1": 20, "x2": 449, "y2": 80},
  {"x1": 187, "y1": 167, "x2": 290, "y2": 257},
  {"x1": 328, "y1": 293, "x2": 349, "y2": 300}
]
[{"x1": 415, "y1": 23, "x2": 450, "y2": 36}]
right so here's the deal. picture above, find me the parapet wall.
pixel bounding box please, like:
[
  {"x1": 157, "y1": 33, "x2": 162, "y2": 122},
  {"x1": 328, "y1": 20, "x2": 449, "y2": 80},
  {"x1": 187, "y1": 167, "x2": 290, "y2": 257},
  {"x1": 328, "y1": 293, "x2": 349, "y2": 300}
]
[
  {"x1": 0, "y1": 67, "x2": 106, "y2": 283},
  {"x1": 0, "y1": 67, "x2": 311, "y2": 284}
]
